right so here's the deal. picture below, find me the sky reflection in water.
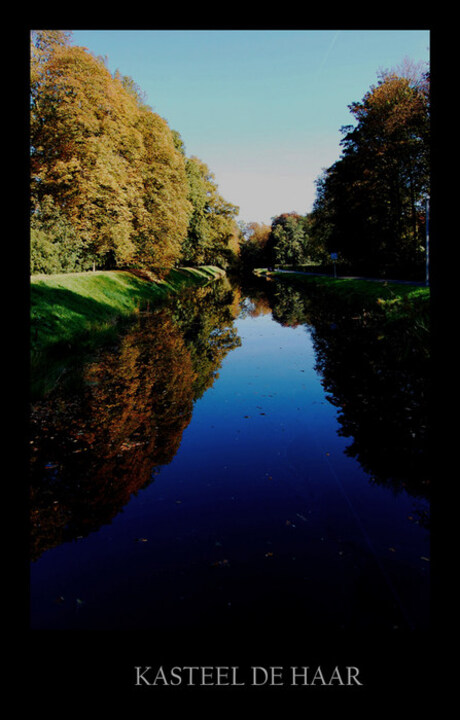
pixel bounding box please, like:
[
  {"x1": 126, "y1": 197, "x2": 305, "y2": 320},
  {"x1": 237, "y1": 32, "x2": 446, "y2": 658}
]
[{"x1": 29, "y1": 279, "x2": 430, "y2": 633}]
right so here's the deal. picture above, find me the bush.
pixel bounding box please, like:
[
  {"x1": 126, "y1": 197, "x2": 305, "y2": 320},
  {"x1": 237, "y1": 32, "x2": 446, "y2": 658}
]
[
  {"x1": 30, "y1": 196, "x2": 95, "y2": 274},
  {"x1": 30, "y1": 228, "x2": 63, "y2": 274}
]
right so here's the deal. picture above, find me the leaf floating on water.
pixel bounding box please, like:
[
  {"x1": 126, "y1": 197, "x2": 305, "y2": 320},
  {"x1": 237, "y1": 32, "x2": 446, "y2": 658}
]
[
  {"x1": 211, "y1": 559, "x2": 230, "y2": 568},
  {"x1": 420, "y1": 556, "x2": 430, "y2": 562}
]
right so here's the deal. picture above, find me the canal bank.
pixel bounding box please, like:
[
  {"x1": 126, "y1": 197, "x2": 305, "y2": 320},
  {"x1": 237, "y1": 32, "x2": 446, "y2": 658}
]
[
  {"x1": 31, "y1": 266, "x2": 226, "y2": 354},
  {"x1": 253, "y1": 268, "x2": 430, "y2": 339},
  {"x1": 30, "y1": 265, "x2": 226, "y2": 398}
]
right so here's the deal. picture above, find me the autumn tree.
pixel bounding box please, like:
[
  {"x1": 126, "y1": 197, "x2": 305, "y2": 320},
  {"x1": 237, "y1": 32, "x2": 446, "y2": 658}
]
[
  {"x1": 133, "y1": 108, "x2": 191, "y2": 270},
  {"x1": 168, "y1": 282, "x2": 242, "y2": 399},
  {"x1": 181, "y1": 156, "x2": 239, "y2": 268},
  {"x1": 31, "y1": 32, "x2": 193, "y2": 272},
  {"x1": 238, "y1": 222, "x2": 272, "y2": 270},
  {"x1": 31, "y1": 32, "x2": 139, "y2": 265}
]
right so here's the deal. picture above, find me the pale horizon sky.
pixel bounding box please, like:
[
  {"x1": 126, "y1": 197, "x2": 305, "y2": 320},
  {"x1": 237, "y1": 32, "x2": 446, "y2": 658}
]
[{"x1": 70, "y1": 29, "x2": 430, "y2": 226}]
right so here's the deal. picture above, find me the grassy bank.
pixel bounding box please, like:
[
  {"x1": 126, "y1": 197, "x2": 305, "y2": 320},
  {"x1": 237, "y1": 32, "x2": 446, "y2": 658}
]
[
  {"x1": 254, "y1": 268, "x2": 430, "y2": 316},
  {"x1": 30, "y1": 266, "x2": 225, "y2": 397},
  {"x1": 254, "y1": 269, "x2": 431, "y2": 353},
  {"x1": 31, "y1": 266, "x2": 224, "y2": 353}
]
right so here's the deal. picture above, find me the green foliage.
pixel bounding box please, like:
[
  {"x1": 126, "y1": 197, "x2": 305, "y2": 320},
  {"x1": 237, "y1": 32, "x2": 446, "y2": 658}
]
[
  {"x1": 309, "y1": 66, "x2": 430, "y2": 278},
  {"x1": 262, "y1": 275, "x2": 430, "y2": 495},
  {"x1": 30, "y1": 267, "x2": 226, "y2": 360},
  {"x1": 239, "y1": 63, "x2": 430, "y2": 281},
  {"x1": 239, "y1": 216, "x2": 313, "y2": 270},
  {"x1": 30, "y1": 196, "x2": 95, "y2": 274},
  {"x1": 30, "y1": 31, "x2": 236, "y2": 274},
  {"x1": 31, "y1": 32, "x2": 429, "y2": 283},
  {"x1": 181, "y1": 157, "x2": 239, "y2": 268},
  {"x1": 270, "y1": 213, "x2": 311, "y2": 266},
  {"x1": 240, "y1": 214, "x2": 329, "y2": 271},
  {"x1": 267, "y1": 271, "x2": 430, "y2": 316},
  {"x1": 30, "y1": 267, "x2": 226, "y2": 399}
]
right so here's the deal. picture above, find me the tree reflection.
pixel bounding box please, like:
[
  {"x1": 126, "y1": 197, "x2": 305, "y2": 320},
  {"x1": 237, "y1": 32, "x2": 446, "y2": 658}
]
[
  {"x1": 170, "y1": 280, "x2": 242, "y2": 399},
  {"x1": 235, "y1": 277, "x2": 274, "y2": 319},
  {"x1": 30, "y1": 276, "x2": 431, "y2": 562},
  {"x1": 265, "y1": 278, "x2": 430, "y2": 522},
  {"x1": 30, "y1": 281, "x2": 241, "y2": 560}
]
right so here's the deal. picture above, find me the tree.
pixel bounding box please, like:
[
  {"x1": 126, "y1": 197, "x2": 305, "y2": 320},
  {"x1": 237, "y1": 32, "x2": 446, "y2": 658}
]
[
  {"x1": 30, "y1": 195, "x2": 93, "y2": 274},
  {"x1": 238, "y1": 222, "x2": 272, "y2": 269},
  {"x1": 310, "y1": 64, "x2": 430, "y2": 277},
  {"x1": 31, "y1": 33, "x2": 143, "y2": 266},
  {"x1": 133, "y1": 108, "x2": 191, "y2": 270},
  {"x1": 269, "y1": 213, "x2": 311, "y2": 266},
  {"x1": 30, "y1": 32, "x2": 192, "y2": 272},
  {"x1": 181, "y1": 157, "x2": 239, "y2": 268}
]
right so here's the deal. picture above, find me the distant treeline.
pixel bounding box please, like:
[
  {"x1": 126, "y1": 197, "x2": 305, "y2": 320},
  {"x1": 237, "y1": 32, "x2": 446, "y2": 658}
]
[{"x1": 31, "y1": 32, "x2": 430, "y2": 280}]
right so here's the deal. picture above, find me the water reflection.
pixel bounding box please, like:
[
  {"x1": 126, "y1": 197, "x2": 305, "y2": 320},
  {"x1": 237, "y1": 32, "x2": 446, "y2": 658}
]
[
  {"x1": 242, "y1": 277, "x2": 430, "y2": 524},
  {"x1": 30, "y1": 280, "x2": 241, "y2": 561},
  {"x1": 30, "y1": 274, "x2": 430, "y2": 567}
]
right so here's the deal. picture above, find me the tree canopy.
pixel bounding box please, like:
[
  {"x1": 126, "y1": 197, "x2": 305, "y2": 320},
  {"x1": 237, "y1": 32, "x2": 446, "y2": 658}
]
[
  {"x1": 30, "y1": 30, "x2": 239, "y2": 274},
  {"x1": 309, "y1": 63, "x2": 430, "y2": 277},
  {"x1": 181, "y1": 156, "x2": 239, "y2": 268},
  {"x1": 31, "y1": 33, "x2": 429, "y2": 281},
  {"x1": 238, "y1": 213, "x2": 325, "y2": 271},
  {"x1": 238, "y1": 61, "x2": 429, "y2": 280}
]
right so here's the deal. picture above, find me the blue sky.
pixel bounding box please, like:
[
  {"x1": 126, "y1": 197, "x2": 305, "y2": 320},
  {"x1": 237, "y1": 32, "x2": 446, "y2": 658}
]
[{"x1": 71, "y1": 29, "x2": 430, "y2": 225}]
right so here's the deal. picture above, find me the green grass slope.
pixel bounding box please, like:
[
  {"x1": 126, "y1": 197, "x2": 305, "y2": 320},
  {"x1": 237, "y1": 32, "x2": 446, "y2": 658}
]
[
  {"x1": 30, "y1": 266, "x2": 225, "y2": 398},
  {"x1": 31, "y1": 266, "x2": 225, "y2": 353}
]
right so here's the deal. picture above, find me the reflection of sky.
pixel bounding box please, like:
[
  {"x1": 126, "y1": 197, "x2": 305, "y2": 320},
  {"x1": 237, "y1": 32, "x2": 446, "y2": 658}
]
[{"x1": 30, "y1": 306, "x2": 429, "y2": 631}]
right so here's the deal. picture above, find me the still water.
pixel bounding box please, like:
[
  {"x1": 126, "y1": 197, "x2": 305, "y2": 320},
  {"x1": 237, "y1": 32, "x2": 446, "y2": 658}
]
[{"x1": 29, "y1": 277, "x2": 430, "y2": 633}]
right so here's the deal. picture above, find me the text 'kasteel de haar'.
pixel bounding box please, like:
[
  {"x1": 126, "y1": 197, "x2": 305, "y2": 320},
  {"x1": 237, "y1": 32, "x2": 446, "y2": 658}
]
[{"x1": 134, "y1": 665, "x2": 364, "y2": 687}]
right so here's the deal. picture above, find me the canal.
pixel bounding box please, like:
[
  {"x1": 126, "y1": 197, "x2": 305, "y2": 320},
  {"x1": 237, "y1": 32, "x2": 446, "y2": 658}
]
[{"x1": 29, "y1": 276, "x2": 430, "y2": 635}]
